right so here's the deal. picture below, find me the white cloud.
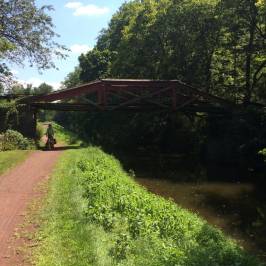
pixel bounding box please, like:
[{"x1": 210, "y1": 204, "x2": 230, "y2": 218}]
[
  {"x1": 65, "y1": 2, "x2": 82, "y2": 9},
  {"x1": 70, "y1": 44, "x2": 92, "y2": 54},
  {"x1": 18, "y1": 78, "x2": 61, "y2": 90},
  {"x1": 65, "y1": 2, "x2": 109, "y2": 16}
]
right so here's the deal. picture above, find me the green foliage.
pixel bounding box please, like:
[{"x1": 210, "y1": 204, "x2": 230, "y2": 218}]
[
  {"x1": 0, "y1": 130, "x2": 34, "y2": 151},
  {"x1": 0, "y1": 0, "x2": 67, "y2": 84},
  {"x1": 33, "y1": 150, "x2": 115, "y2": 266},
  {"x1": 8, "y1": 82, "x2": 53, "y2": 95},
  {"x1": 55, "y1": 111, "x2": 198, "y2": 153},
  {"x1": 0, "y1": 101, "x2": 20, "y2": 132},
  {"x1": 59, "y1": 0, "x2": 265, "y2": 160},
  {"x1": 5, "y1": 82, "x2": 55, "y2": 122},
  {"x1": 51, "y1": 122, "x2": 80, "y2": 145},
  {"x1": 259, "y1": 148, "x2": 266, "y2": 161},
  {"x1": 79, "y1": 48, "x2": 112, "y2": 82},
  {"x1": 62, "y1": 67, "x2": 82, "y2": 89},
  {"x1": 34, "y1": 147, "x2": 262, "y2": 266},
  {"x1": 36, "y1": 123, "x2": 44, "y2": 142},
  {"x1": 74, "y1": 0, "x2": 265, "y2": 102},
  {"x1": 34, "y1": 83, "x2": 53, "y2": 95},
  {"x1": 0, "y1": 150, "x2": 30, "y2": 175}
]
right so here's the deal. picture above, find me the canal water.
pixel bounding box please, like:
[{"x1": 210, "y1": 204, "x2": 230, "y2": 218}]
[{"x1": 118, "y1": 153, "x2": 266, "y2": 261}]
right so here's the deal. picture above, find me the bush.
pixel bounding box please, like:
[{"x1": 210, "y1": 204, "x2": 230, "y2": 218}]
[
  {"x1": 51, "y1": 122, "x2": 80, "y2": 145},
  {"x1": 0, "y1": 130, "x2": 34, "y2": 151},
  {"x1": 36, "y1": 123, "x2": 44, "y2": 143}
]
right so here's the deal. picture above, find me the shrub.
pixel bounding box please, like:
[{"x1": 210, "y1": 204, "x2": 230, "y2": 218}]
[
  {"x1": 51, "y1": 122, "x2": 80, "y2": 145},
  {"x1": 0, "y1": 130, "x2": 34, "y2": 151},
  {"x1": 36, "y1": 123, "x2": 44, "y2": 142}
]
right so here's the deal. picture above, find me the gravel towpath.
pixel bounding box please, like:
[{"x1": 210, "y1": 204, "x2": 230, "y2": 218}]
[{"x1": 0, "y1": 150, "x2": 61, "y2": 265}]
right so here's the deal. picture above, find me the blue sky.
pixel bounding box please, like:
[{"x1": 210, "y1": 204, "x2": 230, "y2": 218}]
[{"x1": 10, "y1": 0, "x2": 125, "y2": 89}]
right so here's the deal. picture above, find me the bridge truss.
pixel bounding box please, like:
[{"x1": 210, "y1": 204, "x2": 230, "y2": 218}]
[{"x1": 17, "y1": 79, "x2": 234, "y2": 114}]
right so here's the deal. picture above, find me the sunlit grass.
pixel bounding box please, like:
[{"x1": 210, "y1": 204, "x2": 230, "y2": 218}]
[
  {"x1": 0, "y1": 150, "x2": 30, "y2": 175},
  {"x1": 33, "y1": 147, "x2": 262, "y2": 266},
  {"x1": 40, "y1": 122, "x2": 82, "y2": 146},
  {"x1": 33, "y1": 151, "x2": 114, "y2": 266}
]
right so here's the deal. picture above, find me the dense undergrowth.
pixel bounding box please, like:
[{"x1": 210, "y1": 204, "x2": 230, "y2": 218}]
[
  {"x1": 50, "y1": 122, "x2": 80, "y2": 145},
  {"x1": 34, "y1": 147, "x2": 262, "y2": 266},
  {"x1": 0, "y1": 129, "x2": 35, "y2": 151}
]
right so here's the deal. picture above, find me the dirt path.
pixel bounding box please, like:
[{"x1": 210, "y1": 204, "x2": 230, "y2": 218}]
[{"x1": 0, "y1": 150, "x2": 62, "y2": 266}]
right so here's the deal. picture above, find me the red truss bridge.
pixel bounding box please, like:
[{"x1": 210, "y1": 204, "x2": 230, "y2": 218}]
[{"x1": 17, "y1": 79, "x2": 235, "y2": 114}]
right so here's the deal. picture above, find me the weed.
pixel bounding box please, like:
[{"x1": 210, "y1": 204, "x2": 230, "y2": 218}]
[{"x1": 34, "y1": 147, "x2": 263, "y2": 265}]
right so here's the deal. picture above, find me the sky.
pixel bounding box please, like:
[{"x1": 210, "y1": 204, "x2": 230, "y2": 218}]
[{"x1": 10, "y1": 0, "x2": 125, "y2": 90}]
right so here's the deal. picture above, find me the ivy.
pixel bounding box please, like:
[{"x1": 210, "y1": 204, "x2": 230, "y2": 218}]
[{"x1": 0, "y1": 101, "x2": 26, "y2": 131}]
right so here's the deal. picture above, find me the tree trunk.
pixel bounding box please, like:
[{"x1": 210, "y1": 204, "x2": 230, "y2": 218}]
[{"x1": 244, "y1": 1, "x2": 257, "y2": 104}]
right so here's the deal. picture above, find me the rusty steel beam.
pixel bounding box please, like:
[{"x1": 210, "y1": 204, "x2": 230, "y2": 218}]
[
  {"x1": 17, "y1": 80, "x2": 102, "y2": 103},
  {"x1": 110, "y1": 86, "x2": 173, "y2": 111},
  {"x1": 120, "y1": 90, "x2": 169, "y2": 108},
  {"x1": 102, "y1": 79, "x2": 180, "y2": 88},
  {"x1": 15, "y1": 79, "x2": 237, "y2": 115},
  {"x1": 30, "y1": 102, "x2": 231, "y2": 114}
]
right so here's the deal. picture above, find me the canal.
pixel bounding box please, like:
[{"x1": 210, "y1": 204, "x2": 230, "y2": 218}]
[{"x1": 118, "y1": 153, "x2": 266, "y2": 261}]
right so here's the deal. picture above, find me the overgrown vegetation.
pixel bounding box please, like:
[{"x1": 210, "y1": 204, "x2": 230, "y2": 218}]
[
  {"x1": 0, "y1": 150, "x2": 30, "y2": 175},
  {"x1": 34, "y1": 147, "x2": 262, "y2": 266},
  {"x1": 0, "y1": 100, "x2": 36, "y2": 139},
  {"x1": 0, "y1": 130, "x2": 34, "y2": 151},
  {"x1": 51, "y1": 122, "x2": 80, "y2": 145}
]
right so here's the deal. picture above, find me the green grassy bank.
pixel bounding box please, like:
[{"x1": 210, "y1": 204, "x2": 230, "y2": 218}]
[
  {"x1": 34, "y1": 147, "x2": 262, "y2": 266},
  {"x1": 0, "y1": 150, "x2": 30, "y2": 175},
  {"x1": 51, "y1": 122, "x2": 81, "y2": 145}
]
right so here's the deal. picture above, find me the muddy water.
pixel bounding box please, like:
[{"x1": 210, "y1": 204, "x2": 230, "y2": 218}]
[
  {"x1": 136, "y1": 179, "x2": 255, "y2": 245},
  {"x1": 119, "y1": 154, "x2": 266, "y2": 260}
]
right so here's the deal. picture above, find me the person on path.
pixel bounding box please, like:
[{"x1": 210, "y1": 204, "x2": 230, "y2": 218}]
[
  {"x1": 46, "y1": 124, "x2": 55, "y2": 140},
  {"x1": 46, "y1": 124, "x2": 56, "y2": 150}
]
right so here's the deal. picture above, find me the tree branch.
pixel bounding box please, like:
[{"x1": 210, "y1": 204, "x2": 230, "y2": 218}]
[{"x1": 252, "y1": 59, "x2": 266, "y2": 89}]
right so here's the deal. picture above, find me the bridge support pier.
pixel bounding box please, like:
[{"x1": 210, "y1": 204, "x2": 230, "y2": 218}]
[{"x1": 18, "y1": 106, "x2": 37, "y2": 139}]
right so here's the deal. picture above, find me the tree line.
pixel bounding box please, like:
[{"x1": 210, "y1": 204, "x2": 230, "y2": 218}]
[
  {"x1": 0, "y1": 0, "x2": 265, "y2": 166},
  {"x1": 65, "y1": 0, "x2": 265, "y2": 104},
  {"x1": 55, "y1": 0, "x2": 266, "y2": 166}
]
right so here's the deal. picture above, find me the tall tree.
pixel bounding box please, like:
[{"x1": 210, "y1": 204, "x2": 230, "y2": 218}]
[
  {"x1": 212, "y1": 0, "x2": 266, "y2": 102},
  {"x1": 33, "y1": 83, "x2": 53, "y2": 95},
  {"x1": 0, "y1": 0, "x2": 67, "y2": 84},
  {"x1": 79, "y1": 48, "x2": 111, "y2": 82},
  {"x1": 62, "y1": 67, "x2": 82, "y2": 89}
]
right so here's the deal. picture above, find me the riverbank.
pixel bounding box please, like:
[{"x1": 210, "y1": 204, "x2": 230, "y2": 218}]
[
  {"x1": 33, "y1": 147, "x2": 261, "y2": 266},
  {"x1": 114, "y1": 152, "x2": 266, "y2": 260},
  {"x1": 136, "y1": 177, "x2": 266, "y2": 261}
]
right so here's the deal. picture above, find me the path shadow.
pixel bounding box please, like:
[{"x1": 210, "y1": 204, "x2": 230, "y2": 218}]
[{"x1": 41, "y1": 145, "x2": 81, "y2": 151}]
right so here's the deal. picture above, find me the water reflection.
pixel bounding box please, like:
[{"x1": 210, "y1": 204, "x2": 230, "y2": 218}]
[{"x1": 117, "y1": 153, "x2": 266, "y2": 261}]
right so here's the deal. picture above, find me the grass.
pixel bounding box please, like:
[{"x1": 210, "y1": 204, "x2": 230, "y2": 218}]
[
  {"x1": 33, "y1": 150, "x2": 114, "y2": 266},
  {"x1": 0, "y1": 150, "x2": 30, "y2": 175},
  {"x1": 33, "y1": 147, "x2": 263, "y2": 266},
  {"x1": 38, "y1": 122, "x2": 82, "y2": 148},
  {"x1": 51, "y1": 122, "x2": 81, "y2": 145}
]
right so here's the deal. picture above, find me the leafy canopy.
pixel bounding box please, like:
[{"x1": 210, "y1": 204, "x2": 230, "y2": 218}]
[{"x1": 0, "y1": 0, "x2": 67, "y2": 84}]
